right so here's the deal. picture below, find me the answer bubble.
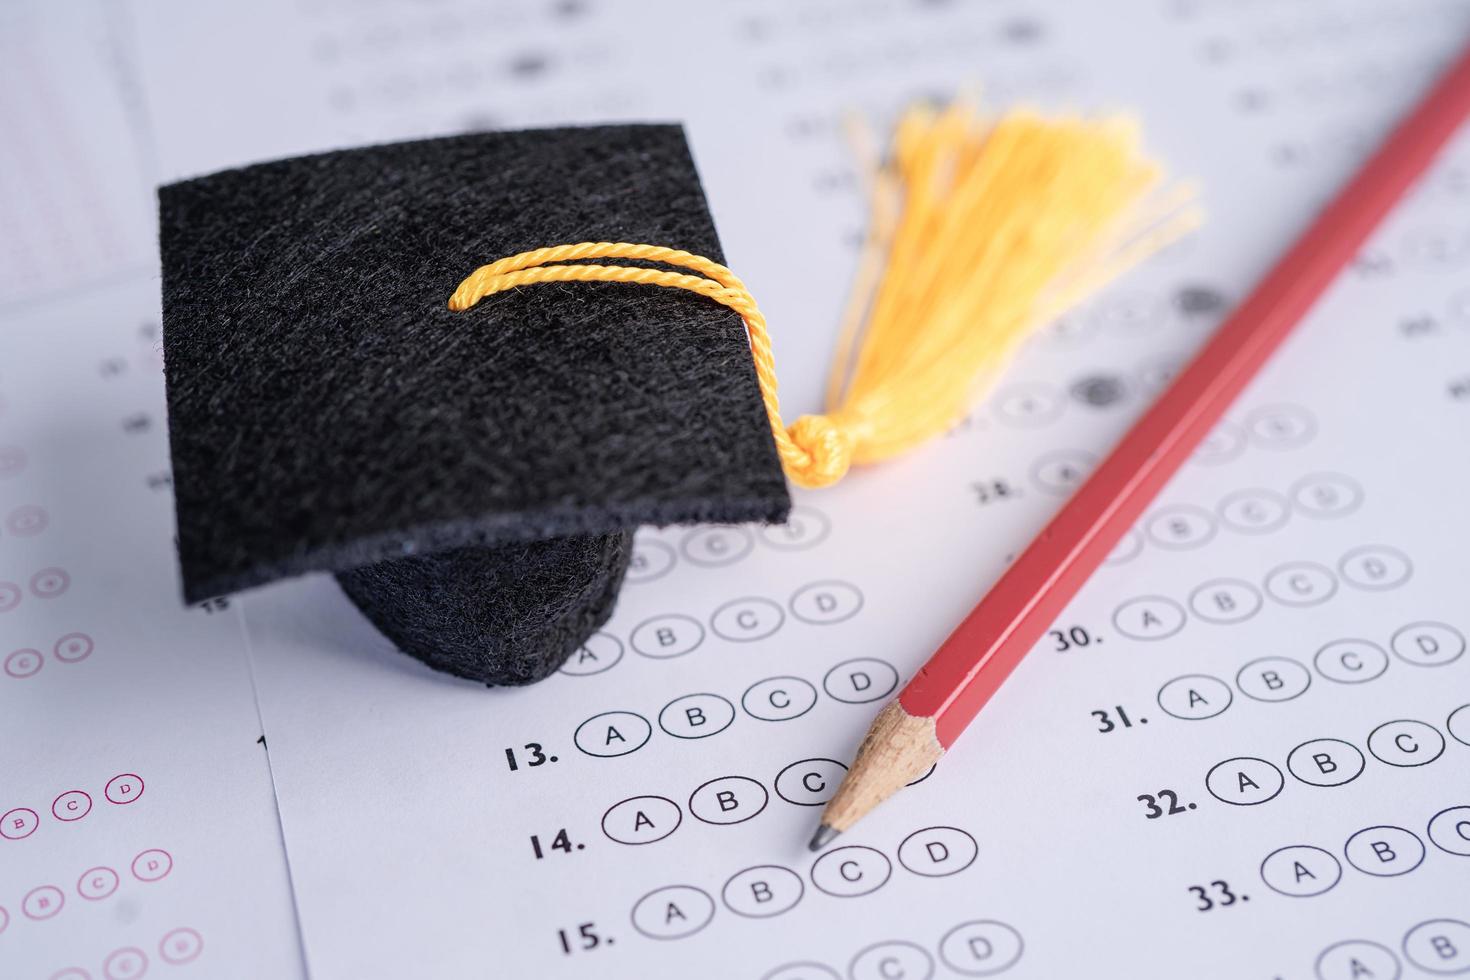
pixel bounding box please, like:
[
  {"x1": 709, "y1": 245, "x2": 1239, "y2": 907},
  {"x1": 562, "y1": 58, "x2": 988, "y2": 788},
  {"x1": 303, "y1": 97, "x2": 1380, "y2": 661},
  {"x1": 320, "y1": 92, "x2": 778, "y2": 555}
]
[
  {"x1": 1264, "y1": 562, "x2": 1337, "y2": 607},
  {"x1": 54, "y1": 632, "x2": 94, "y2": 664},
  {"x1": 1291, "y1": 473, "x2": 1364, "y2": 518},
  {"x1": 573, "y1": 711, "x2": 652, "y2": 758},
  {"x1": 1427, "y1": 806, "x2": 1470, "y2": 856},
  {"x1": 1030, "y1": 450, "x2": 1095, "y2": 496},
  {"x1": 1157, "y1": 674, "x2": 1233, "y2": 720},
  {"x1": 0, "y1": 582, "x2": 21, "y2": 613},
  {"x1": 1, "y1": 807, "x2": 38, "y2": 839},
  {"x1": 1390, "y1": 622, "x2": 1465, "y2": 668},
  {"x1": 52, "y1": 790, "x2": 92, "y2": 822},
  {"x1": 822, "y1": 658, "x2": 898, "y2": 704},
  {"x1": 1449, "y1": 706, "x2": 1470, "y2": 746},
  {"x1": 993, "y1": 384, "x2": 1062, "y2": 427},
  {"x1": 558, "y1": 632, "x2": 623, "y2": 676},
  {"x1": 721, "y1": 864, "x2": 804, "y2": 918},
  {"x1": 897, "y1": 826, "x2": 978, "y2": 877},
  {"x1": 658, "y1": 693, "x2": 735, "y2": 740},
  {"x1": 1104, "y1": 530, "x2": 1143, "y2": 565},
  {"x1": 762, "y1": 963, "x2": 840, "y2": 980},
  {"x1": 1344, "y1": 825, "x2": 1425, "y2": 877},
  {"x1": 711, "y1": 597, "x2": 785, "y2": 643},
  {"x1": 1114, "y1": 596, "x2": 1186, "y2": 640},
  {"x1": 131, "y1": 848, "x2": 173, "y2": 882},
  {"x1": 775, "y1": 758, "x2": 848, "y2": 806},
  {"x1": 1095, "y1": 292, "x2": 1165, "y2": 334},
  {"x1": 1246, "y1": 404, "x2": 1316, "y2": 448},
  {"x1": 789, "y1": 581, "x2": 863, "y2": 625},
  {"x1": 105, "y1": 773, "x2": 144, "y2": 805},
  {"x1": 601, "y1": 795, "x2": 682, "y2": 845},
  {"x1": 758, "y1": 506, "x2": 831, "y2": 551},
  {"x1": 159, "y1": 927, "x2": 204, "y2": 965},
  {"x1": 630, "y1": 614, "x2": 705, "y2": 659},
  {"x1": 103, "y1": 946, "x2": 148, "y2": 980},
  {"x1": 689, "y1": 776, "x2": 769, "y2": 826},
  {"x1": 0, "y1": 446, "x2": 26, "y2": 478},
  {"x1": 1401, "y1": 919, "x2": 1470, "y2": 974},
  {"x1": 939, "y1": 919, "x2": 1025, "y2": 976},
  {"x1": 1188, "y1": 579, "x2": 1262, "y2": 624},
  {"x1": 29, "y1": 567, "x2": 70, "y2": 598},
  {"x1": 1367, "y1": 719, "x2": 1444, "y2": 768},
  {"x1": 630, "y1": 884, "x2": 715, "y2": 940},
  {"x1": 1146, "y1": 505, "x2": 1217, "y2": 549},
  {"x1": 850, "y1": 941, "x2": 934, "y2": 980},
  {"x1": 22, "y1": 885, "x2": 64, "y2": 920},
  {"x1": 77, "y1": 865, "x2": 120, "y2": 901},
  {"x1": 1217, "y1": 488, "x2": 1290, "y2": 534},
  {"x1": 1236, "y1": 656, "x2": 1311, "y2": 702},
  {"x1": 5, "y1": 648, "x2": 42, "y2": 678},
  {"x1": 1338, "y1": 545, "x2": 1412, "y2": 591},
  {"x1": 1314, "y1": 640, "x2": 1390, "y2": 684},
  {"x1": 625, "y1": 539, "x2": 676, "y2": 583},
  {"x1": 680, "y1": 526, "x2": 754, "y2": 567},
  {"x1": 1195, "y1": 422, "x2": 1245, "y2": 464},
  {"x1": 741, "y1": 676, "x2": 818, "y2": 722},
  {"x1": 1206, "y1": 757, "x2": 1284, "y2": 806},
  {"x1": 1287, "y1": 738, "x2": 1366, "y2": 787},
  {"x1": 1315, "y1": 940, "x2": 1401, "y2": 980},
  {"x1": 1260, "y1": 844, "x2": 1341, "y2": 897},
  {"x1": 5, "y1": 504, "x2": 47, "y2": 536},
  {"x1": 810, "y1": 845, "x2": 892, "y2": 898}
]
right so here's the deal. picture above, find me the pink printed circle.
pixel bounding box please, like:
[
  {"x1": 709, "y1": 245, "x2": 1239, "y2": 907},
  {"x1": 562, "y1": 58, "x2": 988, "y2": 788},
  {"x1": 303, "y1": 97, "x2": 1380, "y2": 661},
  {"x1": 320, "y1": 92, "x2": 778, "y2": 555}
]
[
  {"x1": 54, "y1": 632, "x2": 94, "y2": 663},
  {"x1": 0, "y1": 904, "x2": 8, "y2": 933},
  {"x1": 5, "y1": 648, "x2": 43, "y2": 678},
  {"x1": 22, "y1": 884, "x2": 64, "y2": 920},
  {"x1": 103, "y1": 947, "x2": 148, "y2": 980},
  {"x1": 52, "y1": 790, "x2": 92, "y2": 822},
  {"x1": 0, "y1": 445, "x2": 25, "y2": 478},
  {"x1": 30, "y1": 567, "x2": 70, "y2": 598},
  {"x1": 105, "y1": 773, "x2": 144, "y2": 805},
  {"x1": 0, "y1": 582, "x2": 21, "y2": 613},
  {"x1": 131, "y1": 848, "x2": 172, "y2": 882},
  {"x1": 49, "y1": 970, "x2": 91, "y2": 980},
  {"x1": 6, "y1": 504, "x2": 48, "y2": 536},
  {"x1": 77, "y1": 866, "x2": 119, "y2": 900},
  {"x1": 1, "y1": 806, "x2": 39, "y2": 839},
  {"x1": 159, "y1": 927, "x2": 203, "y2": 964}
]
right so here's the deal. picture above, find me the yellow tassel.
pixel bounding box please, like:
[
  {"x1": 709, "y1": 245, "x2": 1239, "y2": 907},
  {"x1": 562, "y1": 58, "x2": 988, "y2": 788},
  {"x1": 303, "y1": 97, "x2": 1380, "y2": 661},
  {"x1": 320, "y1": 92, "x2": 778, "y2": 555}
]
[{"x1": 449, "y1": 101, "x2": 1201, "y2": 489}]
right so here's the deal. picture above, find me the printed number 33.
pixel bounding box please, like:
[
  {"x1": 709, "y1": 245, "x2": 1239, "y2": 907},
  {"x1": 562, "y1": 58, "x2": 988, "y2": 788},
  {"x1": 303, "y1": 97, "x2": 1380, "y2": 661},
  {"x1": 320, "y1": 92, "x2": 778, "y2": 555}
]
[{"x1": 1189, "y1": 880, "x2": 1238, "y2": 911}]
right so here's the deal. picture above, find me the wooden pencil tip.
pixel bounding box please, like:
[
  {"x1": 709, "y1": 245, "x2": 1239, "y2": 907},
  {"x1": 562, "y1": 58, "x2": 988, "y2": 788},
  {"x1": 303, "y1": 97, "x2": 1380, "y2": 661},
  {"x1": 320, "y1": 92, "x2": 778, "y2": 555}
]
[{"x1": 808, "y1": 823, "x2": 840, "y2": 852}]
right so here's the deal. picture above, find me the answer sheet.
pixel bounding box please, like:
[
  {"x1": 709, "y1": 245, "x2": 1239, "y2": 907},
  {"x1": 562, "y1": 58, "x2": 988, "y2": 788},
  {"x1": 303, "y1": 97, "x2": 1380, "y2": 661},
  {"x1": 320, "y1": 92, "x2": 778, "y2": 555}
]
[
  {"x1": 135, "y1": 0, "x2": 1470, "y2": 978},
  {"x1": 5, "y1": 0, "x2": 1469, "y2": 978}
]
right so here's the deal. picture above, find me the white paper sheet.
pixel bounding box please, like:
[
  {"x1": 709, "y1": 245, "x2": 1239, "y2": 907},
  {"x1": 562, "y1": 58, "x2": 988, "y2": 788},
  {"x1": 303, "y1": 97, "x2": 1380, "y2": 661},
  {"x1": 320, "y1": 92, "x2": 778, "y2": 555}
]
[
  {"x1": 128, "y1": 0, "x2": 1470, "y2": 977},
  {"x1": 16, "y1": 0, "x2": 1470, "y2": 977}
]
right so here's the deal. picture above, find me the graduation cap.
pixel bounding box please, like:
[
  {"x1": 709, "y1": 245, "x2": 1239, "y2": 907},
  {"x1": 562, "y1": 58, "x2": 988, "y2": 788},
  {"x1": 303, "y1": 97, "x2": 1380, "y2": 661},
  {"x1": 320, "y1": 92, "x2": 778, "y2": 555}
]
[
  {"x1": 159, "y1": 125, "x2": 790, "y2": 685},
  {"x1": 159, "y1": 109, "x2": 1197, "y2": 687}
]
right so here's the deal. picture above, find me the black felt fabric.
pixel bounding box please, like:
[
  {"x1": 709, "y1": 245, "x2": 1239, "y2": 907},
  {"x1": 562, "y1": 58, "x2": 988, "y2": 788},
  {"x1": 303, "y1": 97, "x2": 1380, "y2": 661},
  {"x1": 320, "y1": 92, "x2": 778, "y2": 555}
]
[
  {"x1": 158, "y1": 125, "x2": 790, "y2": 684},
  {"x1": 337, "y1": 533, "x2": 631, "y2": 685}
]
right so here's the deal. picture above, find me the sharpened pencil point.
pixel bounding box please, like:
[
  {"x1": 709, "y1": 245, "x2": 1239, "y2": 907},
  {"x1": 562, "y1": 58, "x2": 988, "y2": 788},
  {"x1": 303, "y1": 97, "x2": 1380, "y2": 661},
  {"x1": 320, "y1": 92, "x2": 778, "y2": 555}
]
[{"x1": 808, "y1": 824, "x2": 840, "y2": 852}]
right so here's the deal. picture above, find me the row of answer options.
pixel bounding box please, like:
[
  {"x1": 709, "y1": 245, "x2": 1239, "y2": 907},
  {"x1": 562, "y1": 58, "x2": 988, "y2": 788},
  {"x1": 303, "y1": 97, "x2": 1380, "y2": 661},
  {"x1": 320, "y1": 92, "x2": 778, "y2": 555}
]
[
  {"x1": 600, "y1": 758, "x2": 937, "y2": 843},
  {"x1": 1259, "y1": 804, "x2": 1470, "y2": 897},
  {"x1": 1112, "y1": 544, "x2": 1414, "y2": 640},
  {"x1": 571, "y1": 660, "x2": 902, "y2": 759},
  {"x1": 627, "y1": 826, "x2": 978, "y2": 941},
  {"x1": 1204, "y1": 710, "x2": 1469, "y2": 806},
  {"x1": 560, "y1": 580, "x2": 864, "y2": 676},
  {"x1": 1154, "y1": 623, "x2": 1466, "y2": 721},
  {"x1": 627, "y1": 508, "x2": 833, "y2": 582}
]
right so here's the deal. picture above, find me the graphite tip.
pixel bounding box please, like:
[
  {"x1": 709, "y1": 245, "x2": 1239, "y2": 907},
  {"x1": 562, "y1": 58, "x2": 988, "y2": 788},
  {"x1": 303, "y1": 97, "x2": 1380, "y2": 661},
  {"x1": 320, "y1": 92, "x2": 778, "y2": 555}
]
[{"x1": 808, "y1": 823, "x2": 840, "y2": 852}]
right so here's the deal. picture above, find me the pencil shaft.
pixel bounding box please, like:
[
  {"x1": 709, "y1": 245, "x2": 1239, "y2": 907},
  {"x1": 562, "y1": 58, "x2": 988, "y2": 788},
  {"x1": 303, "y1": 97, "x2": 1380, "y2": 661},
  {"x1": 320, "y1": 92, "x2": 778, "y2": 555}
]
[{"x1": 900, "y1": 40, "x2": 1470, "y2": 748}]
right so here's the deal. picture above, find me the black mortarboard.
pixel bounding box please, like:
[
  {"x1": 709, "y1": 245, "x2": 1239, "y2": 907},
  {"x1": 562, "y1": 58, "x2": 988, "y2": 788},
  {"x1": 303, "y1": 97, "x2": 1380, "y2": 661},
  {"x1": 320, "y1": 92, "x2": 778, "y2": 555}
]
[{"x1": 158, "y1": 125, "x2": 790, "y2": 685}]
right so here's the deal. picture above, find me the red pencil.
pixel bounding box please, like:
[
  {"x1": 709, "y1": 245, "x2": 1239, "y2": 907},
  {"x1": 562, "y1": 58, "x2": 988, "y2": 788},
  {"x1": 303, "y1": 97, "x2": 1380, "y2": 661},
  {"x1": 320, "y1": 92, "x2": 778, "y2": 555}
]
[{"x1": 811, "y1": 40, "x2": 1470, "y2": 850}]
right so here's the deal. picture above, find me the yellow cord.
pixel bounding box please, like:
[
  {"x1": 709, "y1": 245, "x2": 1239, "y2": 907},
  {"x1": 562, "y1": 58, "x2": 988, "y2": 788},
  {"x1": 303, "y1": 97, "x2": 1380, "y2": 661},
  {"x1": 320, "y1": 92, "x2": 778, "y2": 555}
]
[{"x1": 449, "y1": 103, "x2": 1201, "y2": 489}]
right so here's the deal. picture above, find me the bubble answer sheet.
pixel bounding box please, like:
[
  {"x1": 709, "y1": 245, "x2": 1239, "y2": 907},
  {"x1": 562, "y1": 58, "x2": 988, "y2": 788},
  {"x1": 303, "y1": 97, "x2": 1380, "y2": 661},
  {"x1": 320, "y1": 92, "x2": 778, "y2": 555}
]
[{"x1": 13, "y1": 0, "x2": 1470, "y2": 978}]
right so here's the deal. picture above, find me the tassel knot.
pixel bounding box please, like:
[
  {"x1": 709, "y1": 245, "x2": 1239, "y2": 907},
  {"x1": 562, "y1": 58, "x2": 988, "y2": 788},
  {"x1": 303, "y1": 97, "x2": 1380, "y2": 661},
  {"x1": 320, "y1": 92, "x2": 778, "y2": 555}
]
[{"x1": 783, "y1": 414, "x2": 857, "y2": 489}]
